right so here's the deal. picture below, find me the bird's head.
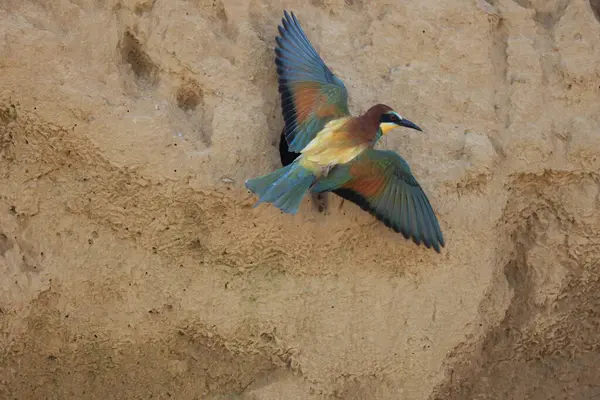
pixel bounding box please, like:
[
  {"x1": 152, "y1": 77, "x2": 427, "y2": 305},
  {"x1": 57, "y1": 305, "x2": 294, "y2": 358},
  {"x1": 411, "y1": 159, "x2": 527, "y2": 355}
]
[{"x1": 379, "y1": 110, "x2": 423, "y2": 135}]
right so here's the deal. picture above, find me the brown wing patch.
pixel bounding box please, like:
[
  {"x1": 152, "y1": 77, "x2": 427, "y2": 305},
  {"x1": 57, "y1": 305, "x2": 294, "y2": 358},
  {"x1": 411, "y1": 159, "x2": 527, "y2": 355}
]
[
  {"x1": 345, "y1": 176, "x2": 386, "y2": 198},
  {"x1": 316, "y1": 102, "x2": 341, "y2": 118},
  {"x1": 349, "y1": 157, "x2": 382, "y2": 178},
  {"x1": 345, "y1": 158, "x2": 387, "y2": 197},
  {"x1": 291, "y1": 83, "x2": 321, "y2": 123},
  {"x1": 292, "y1": 83, "x2": 346, "y2": 123}
]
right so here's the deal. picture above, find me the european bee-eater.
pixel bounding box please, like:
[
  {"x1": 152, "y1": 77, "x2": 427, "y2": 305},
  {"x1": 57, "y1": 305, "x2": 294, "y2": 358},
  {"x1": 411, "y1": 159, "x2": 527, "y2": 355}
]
[{"x1": 246, "y1": 11, "x2": 444, "y2": 252}]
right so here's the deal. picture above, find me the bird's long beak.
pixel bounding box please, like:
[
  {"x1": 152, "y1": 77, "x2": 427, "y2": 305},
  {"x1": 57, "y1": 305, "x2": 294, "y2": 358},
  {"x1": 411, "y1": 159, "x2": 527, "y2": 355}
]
[{"x1": 399, "y1": 118, "x2": 423, "y2": 132}]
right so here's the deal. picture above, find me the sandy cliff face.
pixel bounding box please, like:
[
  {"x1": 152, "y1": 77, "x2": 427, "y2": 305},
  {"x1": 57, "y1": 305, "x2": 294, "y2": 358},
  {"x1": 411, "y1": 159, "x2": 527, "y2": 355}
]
[{"x1": 1, "y1": 0, "x2": 599, "y2": 399}]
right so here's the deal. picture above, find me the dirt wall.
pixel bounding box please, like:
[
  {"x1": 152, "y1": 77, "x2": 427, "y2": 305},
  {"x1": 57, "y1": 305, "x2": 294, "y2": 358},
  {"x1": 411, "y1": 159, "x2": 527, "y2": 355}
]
[{"x1": 1, "y1": 0, "x2": 599, "y2": 399}]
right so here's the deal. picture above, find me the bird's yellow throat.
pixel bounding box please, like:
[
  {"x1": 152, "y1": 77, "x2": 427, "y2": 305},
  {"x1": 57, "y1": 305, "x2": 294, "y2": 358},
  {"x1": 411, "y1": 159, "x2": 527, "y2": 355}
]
[{"x1": 379, "y1": 122, "x2": 398, "y2": 135}]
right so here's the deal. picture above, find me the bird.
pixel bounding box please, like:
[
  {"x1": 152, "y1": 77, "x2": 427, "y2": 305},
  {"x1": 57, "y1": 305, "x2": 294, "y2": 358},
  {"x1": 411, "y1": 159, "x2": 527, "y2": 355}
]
[{"x1": 246, "y1": 11, "x2": 445, "y2": 252}]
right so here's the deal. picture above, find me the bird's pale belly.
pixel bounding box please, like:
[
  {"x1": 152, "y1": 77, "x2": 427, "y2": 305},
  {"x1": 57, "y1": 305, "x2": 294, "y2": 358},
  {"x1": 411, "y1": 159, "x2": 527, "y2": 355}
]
[
  {"x1": 304, "y1": 144, "x2": 366, "y2": 166},
  {"x1": 298, "y1": 116, "x2": 368, "y2": 174},
  {"x1": 299, "y1": 144, "x2": 367, "y2": 178}
]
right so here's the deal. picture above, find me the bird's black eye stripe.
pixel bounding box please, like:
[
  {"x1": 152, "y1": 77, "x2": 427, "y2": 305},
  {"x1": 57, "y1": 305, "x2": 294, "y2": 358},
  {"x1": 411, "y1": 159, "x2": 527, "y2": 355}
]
[{"x1": 380, "y1": 113, "x2": 400, "y2": 124}]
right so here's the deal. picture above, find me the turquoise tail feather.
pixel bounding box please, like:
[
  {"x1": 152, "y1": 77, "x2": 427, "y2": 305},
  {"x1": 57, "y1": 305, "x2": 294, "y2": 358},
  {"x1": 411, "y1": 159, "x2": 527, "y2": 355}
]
[{"x1": 245, "y1": 161, "x2": 317, "y2": 214}]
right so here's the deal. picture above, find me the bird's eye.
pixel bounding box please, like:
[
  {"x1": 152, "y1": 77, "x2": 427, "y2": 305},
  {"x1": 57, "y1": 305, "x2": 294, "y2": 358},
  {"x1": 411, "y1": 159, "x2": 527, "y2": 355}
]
[{"x1": 380, "y1": 112, "x2": 401, "y2": 124}]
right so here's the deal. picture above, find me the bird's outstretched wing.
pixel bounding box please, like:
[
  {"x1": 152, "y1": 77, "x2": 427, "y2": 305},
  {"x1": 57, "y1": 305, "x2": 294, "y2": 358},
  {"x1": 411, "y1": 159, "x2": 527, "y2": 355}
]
[
  {"x1": 276, "y1": 11, "x2": 350, "y2": 153},
  {"x1": 312, "y1": 149, "x2": 445, "y2": 252}
]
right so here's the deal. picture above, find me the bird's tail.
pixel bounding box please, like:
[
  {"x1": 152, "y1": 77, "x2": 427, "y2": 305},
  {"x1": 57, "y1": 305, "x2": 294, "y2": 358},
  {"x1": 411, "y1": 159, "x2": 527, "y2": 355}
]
[{"x1": 245, "y1": 160, "x2": 317, "y2": 214}]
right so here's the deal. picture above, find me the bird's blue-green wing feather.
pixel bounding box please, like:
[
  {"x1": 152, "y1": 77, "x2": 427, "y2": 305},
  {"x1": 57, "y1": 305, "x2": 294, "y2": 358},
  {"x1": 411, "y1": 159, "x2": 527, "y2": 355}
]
[
  {"x1": 276, "y1": 11, "x2": 350, "y2": 152},
  {"x1": 315, "y1": 149, "x2": 445, "y2": 252}
]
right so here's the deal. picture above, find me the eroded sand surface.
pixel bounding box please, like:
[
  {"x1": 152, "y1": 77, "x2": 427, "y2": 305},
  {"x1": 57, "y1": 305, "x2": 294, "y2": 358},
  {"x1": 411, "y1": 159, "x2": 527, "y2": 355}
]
[{"x1": 1, "y1": 0, "x2": 600, "y2": 399}]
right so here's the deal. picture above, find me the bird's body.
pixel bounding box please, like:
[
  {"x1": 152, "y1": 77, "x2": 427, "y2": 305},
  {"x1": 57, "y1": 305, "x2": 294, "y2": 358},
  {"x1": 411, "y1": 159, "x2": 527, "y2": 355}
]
[
  {"x1": 246, "y1": 11, "x2": 445, "y2": 252},
  {"x1": 247, "y1": 104, "x2": 393, "y2": 214},
  {"x1": 298, "y1": 104, "x2": 391, "y2": 172}
]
